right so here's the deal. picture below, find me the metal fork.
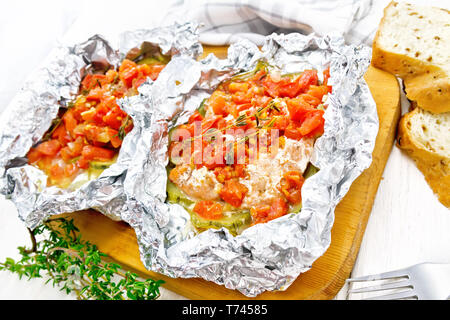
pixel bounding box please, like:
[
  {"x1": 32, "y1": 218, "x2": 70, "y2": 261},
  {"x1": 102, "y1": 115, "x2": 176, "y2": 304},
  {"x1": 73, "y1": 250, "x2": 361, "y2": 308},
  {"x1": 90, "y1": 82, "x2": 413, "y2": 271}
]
[{"x1": 345, "y1": 263, "x2": 450, "y2": 300}]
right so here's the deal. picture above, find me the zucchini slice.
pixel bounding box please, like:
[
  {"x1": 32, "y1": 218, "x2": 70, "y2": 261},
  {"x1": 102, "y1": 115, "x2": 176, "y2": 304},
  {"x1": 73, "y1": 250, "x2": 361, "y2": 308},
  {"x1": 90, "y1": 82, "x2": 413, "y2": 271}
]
[
  {"x1": 166, "y1": 179, "x2": 251, "y2": 235},
  {"x1": 89, "y1": 159, "x2": 116, "y2": 170},
  {"x1": 304, "y1": 163, "x2": 319, "y2": 179},
  {"x1": 190, "y1": 210, "x2": 251, "y2": 236},
  {"x1": 167, "y1": 179, "x2": 194, "y2": 207},
  {"x1": 137, "y1": 57, "x2": 162, "y2": 65}
]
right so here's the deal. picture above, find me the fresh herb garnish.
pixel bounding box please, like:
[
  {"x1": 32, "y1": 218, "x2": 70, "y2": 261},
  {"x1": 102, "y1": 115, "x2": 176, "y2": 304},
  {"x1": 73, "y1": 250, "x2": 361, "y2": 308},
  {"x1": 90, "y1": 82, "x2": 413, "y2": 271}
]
[
  {"x1": 0, "y1": 218, "x2": 163, "y2": 300},
  {"x1": 117, "y1": 115, "x2": 132, "y2": 141},
  {"x1": 230, "y1": 60, "x2": 268, "y2": 82},
  {"x1": 268, "y1": 99, "x2": 281, "y2": 112},
  {"x1": 41, "y1": 117, "x2": 63, "y2": 142},
  {"x1": 197, "y1": 98, "x2": 208, "y2": 117}
]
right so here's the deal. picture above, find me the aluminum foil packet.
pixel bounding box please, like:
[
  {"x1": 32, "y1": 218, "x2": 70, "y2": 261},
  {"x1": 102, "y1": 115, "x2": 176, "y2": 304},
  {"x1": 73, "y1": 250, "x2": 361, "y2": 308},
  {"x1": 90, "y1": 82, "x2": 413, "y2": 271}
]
[
  {"x1": 119, "y1": 33, "x2": 378, "y2": 297},
  {"x1": 0, "y1": 22, "x2": 202, "y2": 229}
]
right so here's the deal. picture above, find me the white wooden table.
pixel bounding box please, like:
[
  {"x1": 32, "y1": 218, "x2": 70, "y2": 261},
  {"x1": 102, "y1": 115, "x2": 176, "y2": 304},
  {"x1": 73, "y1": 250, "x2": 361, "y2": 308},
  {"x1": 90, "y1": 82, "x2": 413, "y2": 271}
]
[{"x1": 0, "y1": 0, "x2": 448, "y2": 300}]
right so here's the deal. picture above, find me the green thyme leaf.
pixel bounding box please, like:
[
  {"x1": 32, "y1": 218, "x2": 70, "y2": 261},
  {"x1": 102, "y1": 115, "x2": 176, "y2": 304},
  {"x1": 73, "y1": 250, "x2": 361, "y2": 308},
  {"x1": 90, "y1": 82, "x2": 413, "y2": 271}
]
[
  {"x1": 0, "y1": 218, "x2": 163, "y2": 300},
  {"x1": 41, "y1": 117, "x2": 63, "y2": 142},
  {"x1": 268, "y1": 100, "x2": 281, "y2": 112},
  {"x1": 197, "y1": 98, "x2": 208, "y2": 117},
  {"x1": 116, "y1": 115, "x2": 132, "y2": 141}
]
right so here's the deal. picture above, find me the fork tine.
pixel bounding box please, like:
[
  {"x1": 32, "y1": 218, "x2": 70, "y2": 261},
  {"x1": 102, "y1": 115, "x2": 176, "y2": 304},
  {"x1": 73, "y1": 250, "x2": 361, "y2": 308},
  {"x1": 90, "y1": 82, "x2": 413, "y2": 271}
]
[
  {"x1": 346, "y1": 269, "x2": 409, "y2": 282},
  {"x1": 348, "y1": 279, "x2": 412, "y2": 294},
  {"x1": 362, "y1": 290, "x2": 417, "y2": 300}
]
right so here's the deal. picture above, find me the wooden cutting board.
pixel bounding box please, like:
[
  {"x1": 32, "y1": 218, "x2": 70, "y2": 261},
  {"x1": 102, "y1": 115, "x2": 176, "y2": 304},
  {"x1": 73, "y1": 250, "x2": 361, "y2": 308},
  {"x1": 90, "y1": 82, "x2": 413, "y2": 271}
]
[{"x1": 56, "y1": 46, "x2": 401, "y2": 300}]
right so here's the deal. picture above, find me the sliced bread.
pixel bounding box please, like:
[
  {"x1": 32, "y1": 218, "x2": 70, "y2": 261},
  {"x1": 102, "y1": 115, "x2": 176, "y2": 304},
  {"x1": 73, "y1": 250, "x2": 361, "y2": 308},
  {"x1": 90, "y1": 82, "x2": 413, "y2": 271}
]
[
  {"x1": 372, "y1": 1, "x2": 450, "y2": 113},
  {"x1": 397, "y1": 104, "x2": 450, "y2": 207}
]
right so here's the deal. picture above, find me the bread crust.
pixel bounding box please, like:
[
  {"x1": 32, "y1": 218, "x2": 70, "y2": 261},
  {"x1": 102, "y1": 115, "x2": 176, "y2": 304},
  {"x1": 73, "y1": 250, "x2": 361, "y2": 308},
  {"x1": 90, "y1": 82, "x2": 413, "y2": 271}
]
[
  {"x1": 404, "y1": 70, "x2": 450, "y2": 114},
  {"x1": 397, "y1": 108, "x2": 450, "y2": 207},
  {"x1": 372, "y1": 1, "x2": 450, "y2": 114}
]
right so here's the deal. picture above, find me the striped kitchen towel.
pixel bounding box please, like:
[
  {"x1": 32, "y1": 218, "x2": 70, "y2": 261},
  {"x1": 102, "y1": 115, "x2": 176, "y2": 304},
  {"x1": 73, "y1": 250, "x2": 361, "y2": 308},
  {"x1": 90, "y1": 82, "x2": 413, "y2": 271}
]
[
  {"x1": 163, "y1": 0, "x2": 374, "y2": 46},
  {"x1": 163, "y1": 0, "x2": 449, "y2": 47}
]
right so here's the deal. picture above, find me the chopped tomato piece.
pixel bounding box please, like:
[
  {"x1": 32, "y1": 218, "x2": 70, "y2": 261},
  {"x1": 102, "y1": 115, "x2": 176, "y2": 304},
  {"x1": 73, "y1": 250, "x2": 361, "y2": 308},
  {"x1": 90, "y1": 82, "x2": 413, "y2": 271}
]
[
  {"x1": 262, "y1": 70, "x2": 318, "y2": 98},
  {"x1": 209, "y1": 91, "x2": 228, "y2": 116},
  {"x1": 213, "y1": 166, "x2": 230, "y2": 183},
  {"x1": 299, "y1": 93, "x2": 321, "y2": 107},
  {"x1": 286, "y1": 97, "x2": 315, "y2": 122},
  {"x1": 299, "y1": 109, "x2": 325, "y2": 137},
  {"x1": 52, "y1": 124, "x2": 71, "y2": 145},
  {"x1": 250, "y1": 205, "x2": 271, "y2": 224},
  {"x1": 147, "y1": 64, "x2": 165, "y2": 81},
  {"x1": 262, "y1": 75, "x2": 288, "y2": 98},
  {"x1": 119, "y1": 59, "x2": 138, "y2": 88},
  {"x1": 80, "y1": 74, "x2": 94, "y2": 91},
  {"x1": 232, "y1": 91, "x2": 251, "y2": 104},
  {"x1": 216, "y1": 118, "x2": 227, "y2": 130},
  {"x1": 86, "y1": 88, "x2": 104, "y2": 101},
  {"x1": 284, "y1": 121, "x2": 303, "y2": 140},
  {"x1": 269, "y1": 197, "x2": 289, "y2": 220},
  {"x1": 228, "y1": 82, "x2": 249, "y2": 93},
  {"x1": 27, "y1": 148, "x2": 42, "y2": 163},
  {"x1": 81, "y1": 74, "x2": 108, "y2": 91},
  {"x1": 36, "y1": 140, "x2": 61, "y2": 156},
  {"x1": 296, "y1": 70, "x2": 318, "y2": 94},
  {"x1": 277, "y1": 80, "x2": 303, "y2": 98},
  {"x1": 119, "y1": 59, "x2": 137, "y2": 73},
  {"x1": 193, "y1": 200, "x2": 223, "y2": 220},
  {"x1": 121, "y1": 68, "x2": 138, "y2": 88},
  {"x1": 306, "y1": 85, "x2": 328, "y2": 102},
  {"x1": 63, "y1": 110, "x2": 78, "y2": 134},
  {"x1": 323, "y1": 68, "x2": 330, "y2": 85},
  {"x1": 64, "y1": 162, "x2": 79, "y2": 177},
  {"x1": 49, "y1": 163, "x2": 65, "y2": 180},
  {"x1": 251, "y1": 95, "x2": 271, "y2": 109},
  {"x1": 70, "y1": 137, "x2": 85, "y2": 155},
  {"x1": 80, "y1": 108, "x2": 97, "y2": 122},
  {"x1": 201, "y1": 115, "x2": 222, "y2": 135},
  {"x1": 234, "y1": 164, "x2": 246, "y2": 179},
  {"x1": 83, "y1": 125, "x2": 106, "y2": 144},
  {"x1": 105, "y1": 69, "x2": 118, "y2": 83},
  {"x1": 188, "y1": 110, "x2": 204, "y2": 124},
  {"x1": 273, "y1": 115, "x2": 290, "y2": 130},
  {"x1": 109, "y1": 131, "x2": 122, "y2": 148},
  {"x1": 219, "y1": 180, "x2": 248, "y2": 208},
  {"x1": 251, "y1": 197, "x2": 288, "y2": 224},
  {"x1": 133, "y1": 77, "x2": 147, "y2": 89},
  {"x1": 103, "y1": 106, "x2": 125, "y2": 130},
  {"x1": 81, "y1": 145, "x2": 115, "y2": 162},
  {"x1": 278, "y1": 170, "x2": 305, "y2": 204},
  {"x1": 236, "y1": 103, "x2": 252, "y2": 112},
  {"x1": 76, "y1": 156, "x2": 89, "y2": 170},
  {"x1": 60, "y1": 147, "x2": 74, "y2": 162}
]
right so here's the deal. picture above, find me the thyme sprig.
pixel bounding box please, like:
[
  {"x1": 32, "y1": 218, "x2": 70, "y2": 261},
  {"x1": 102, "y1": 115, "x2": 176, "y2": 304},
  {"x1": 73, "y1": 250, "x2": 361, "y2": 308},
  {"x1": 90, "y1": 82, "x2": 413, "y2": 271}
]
[
  {"x1": 0, "y1": 218, "x2": 163, "y2": 300},
  {"x1": 185, "y1": 98, "x2": 281, "y2": 144},
  {"x1": 117, "y1": 115, "x2": 132, "y2": 140}
]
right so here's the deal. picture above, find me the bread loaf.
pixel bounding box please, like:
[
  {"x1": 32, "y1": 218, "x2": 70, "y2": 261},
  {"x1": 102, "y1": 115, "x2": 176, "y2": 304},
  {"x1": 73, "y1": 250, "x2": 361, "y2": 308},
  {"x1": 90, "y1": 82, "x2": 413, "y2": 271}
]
[
  {"x1": 397, "y1": 104, "x2": 450, "y2": 207},
  {"x1": 372, "y1": 1, "x2": 450, "y2": 113}
]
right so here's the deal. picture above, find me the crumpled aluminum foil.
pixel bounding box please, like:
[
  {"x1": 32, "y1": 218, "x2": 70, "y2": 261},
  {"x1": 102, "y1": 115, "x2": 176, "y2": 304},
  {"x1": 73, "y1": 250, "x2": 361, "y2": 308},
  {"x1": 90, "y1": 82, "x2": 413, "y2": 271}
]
[
  {"x1": 119, "y1": 32, "x2": 378, "y2": 297},
  {"x1": 0, "y1": 22, "x2": 201, "y2": 229}
]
